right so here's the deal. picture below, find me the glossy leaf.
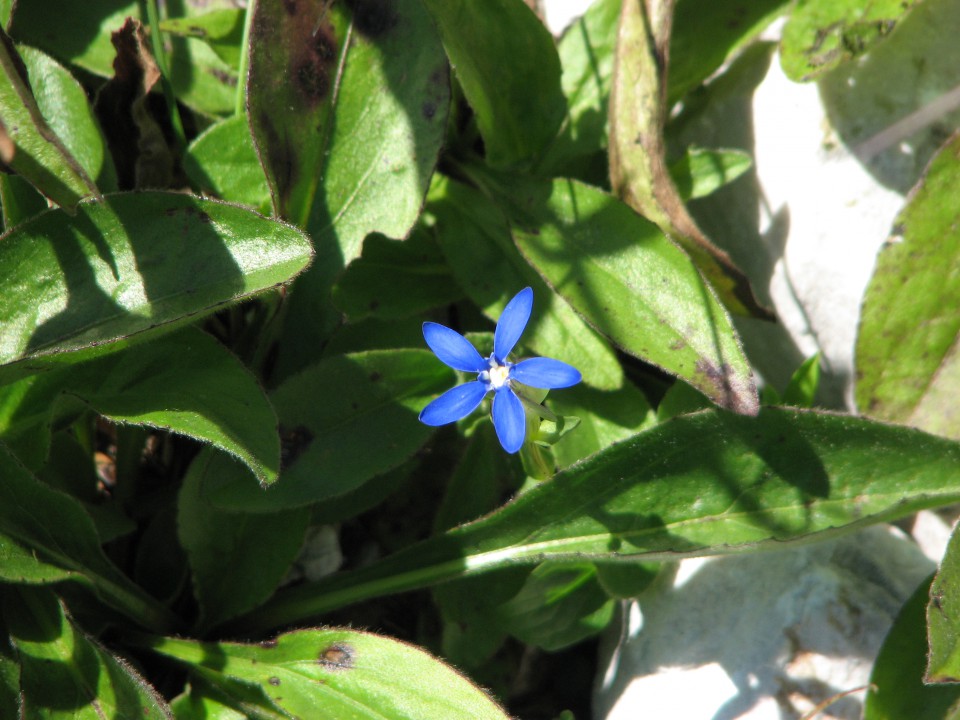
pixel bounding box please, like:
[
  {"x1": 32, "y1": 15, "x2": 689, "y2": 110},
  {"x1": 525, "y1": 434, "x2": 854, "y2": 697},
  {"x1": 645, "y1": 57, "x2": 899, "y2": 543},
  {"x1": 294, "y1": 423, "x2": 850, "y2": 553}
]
[
  {"x1": 4, "y1": 586, "x2": 173, "y2": 719},
  {"x1": 251, "y1": 0, "x2": 449, "y2": 379},
  {"x1": 0, "y1": 28, "x2": 98, "y2": 209},
  {"x1": 669, "y1": 147, "x2": 753, "y2": 202},
  {"x1": 538, "y1": 0, "x2": 619, "y2": 179},
  {"x1": 332, "y1": 229, "x2": 463, "y2": 321},
  {"x1": 202, "y1": 350, "x2": 454, "y2": 511},
  {"x1": 238, "y1": 408, "x2": 960, "y2": 630},
  {"x1": 179, "y1": 449, "x2": 310, "y2": 629},
  {"x1": 855, "y1": 132, "x2": 960, "y2": 439},
  {"x1": 506, "y1": 176, "x2": 758, "y2": 414},
  {"x1": 184, "y1": 114, "x2": 270, "y2": 212},
  {"x1": 427, "y1": 175, "x2": 623, "y2": 390},
  {"x1": 864, "y1": 576, "x2": 960, "y2": 718},
  {"x1": 780, "y1": 0, "x2": 921, "y2": 81},
  {"x1": 421, "y1": 0, "x2": 564, "y2": 167},
  {"x1": 20, "y1": 45, "x2": 116, "y2": 192},
  {"x1": 927, "y1": 523, "x2": 960, "y2": 684},
  {"x1": 0, "y1": 443, "x2": 175, "y2": 630},
  {"x1": 0, "y1": 192, "x2": 313, "y2": 379},
  {"x1": 146, "y1": 628, "x2": 511, "y2": 720}
]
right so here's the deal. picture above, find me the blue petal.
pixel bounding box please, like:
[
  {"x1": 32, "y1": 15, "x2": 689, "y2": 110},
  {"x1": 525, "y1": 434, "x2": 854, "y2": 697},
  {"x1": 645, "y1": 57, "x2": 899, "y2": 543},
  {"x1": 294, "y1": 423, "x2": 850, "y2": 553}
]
[
  {"x1": 492, "y1": 387, "x2": 525, "y2": 454},
  {"x1": 493, "y1": 287, "x2": 533, "y2": 362},
  {"x1": 419, "y1": 381, "x2": 488, "y2": 426},
  {"x1": 423, "y1": 322, "x2": 487, "y2": 373},
  {"x1": 511, "y1": 357, "x2": 582, "y2": 389}
]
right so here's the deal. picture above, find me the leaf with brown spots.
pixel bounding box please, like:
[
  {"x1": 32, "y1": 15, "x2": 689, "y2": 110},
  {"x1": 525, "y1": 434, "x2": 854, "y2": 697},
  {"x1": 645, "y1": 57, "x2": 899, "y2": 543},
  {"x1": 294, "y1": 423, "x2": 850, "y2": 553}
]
[{"x1": 146, "y1": 628, "x2": 511, "y2": 719}]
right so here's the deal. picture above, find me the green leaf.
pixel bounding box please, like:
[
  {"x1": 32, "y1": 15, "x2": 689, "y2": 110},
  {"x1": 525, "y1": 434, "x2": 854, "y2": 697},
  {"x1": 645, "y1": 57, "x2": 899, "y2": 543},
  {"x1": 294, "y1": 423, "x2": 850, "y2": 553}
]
[
  {"x1": 146, "y1": 628, "x2": 511, "y2": 720},
  {"x1": 202, "y1": 350, "x2": 454, "y2": 511},
  {"x1": 251, "y1": 0, "x2": 449, "y2": 379},
  {"x1": 3, "y1": 586, "x2": 173, "y2": 719},
  {"x1": 855, "y1": 132, "x2": 960, "y2": 439},
  {"x1": 1, "y1": 328, "x2": 281, "y2": 485},
  {"x1": 782, "y1": 353, "x2": 822, "y2": 408},
  {"x1": 669, "y1": 147, "x2": 753, "y2": 202},
  {"x1": 0, "y1": 443, "x2": 176, "y2": 630},
  {"x1": 780, "y1": 0, "x2": 921, "y2": 81},
  {"x1": 0, "y1": 29, "x2": 98, "y2": 209},
  {"x1": 184, "y1": 114, "x2": 271, "y2": 212},
  {"x1": 492, "y1": 562, "x2": 615, "y2": 651},
  {"x1": 0, "y1": 173, "x2": 47, "y2": 229},
  {"x1": 506, "y1": 176, "x2": 758, "y2": 414},
  {"x1": 864, "y1": 576, "x2": 960, "y2": 718},
  {"x1": 10, "y1": 1, "x2": 140, "y2": 80},
  {"x1": 549, "y1": 381, "x2": 656, "y2": 468},
  {"x1": 332, "y1": 229, "x2": 463, "y2": 321},
  {"x1": 537, "y1": 0, "x2": 620, "y2": 179},
  {"x1": 927, "y1": 523, "x2": 960, "y2": 684},
  {"x1": 179, "y1": 449, "x2": 310, "y2": 629},
  {"x1": 237, "y1": 408, "x2": 960, "y2": 631},
  {"x1": 427, "y1": 175, "x2": 623, "y2": 391},
  {"x1": 420, "y1": 0, "x2": 564, "y2": 167},
  {"x1": 160, "y1": 8, "x2": 244, "y2": 68},
  {"x1": 669, "y1": 0, "x2": 789, "y2": 103},
  {"x1": 0, "y1": 192, "x2": 313, "y2": 381},
  {"x1": 20, "y1": 45, "x2": 117, "y2": 192},
  {"x1": 10, "y1": 0, "x2": 238, "y2": 117}
]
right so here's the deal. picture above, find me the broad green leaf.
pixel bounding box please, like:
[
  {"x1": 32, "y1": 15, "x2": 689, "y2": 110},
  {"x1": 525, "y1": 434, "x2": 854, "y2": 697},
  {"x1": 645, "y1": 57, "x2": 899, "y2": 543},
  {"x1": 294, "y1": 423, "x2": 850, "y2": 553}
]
[
  {"x1": 0, "y1": 192, "x2": 313, "y2": 381},
  {"x1": 184, "y1": 114, "x2": 270, "y2": 212},
  {"x1": 321, "y1": 317, "x2": 426, "y2": 358},
  {"x1": 549, "y1": 381, "x2": 656, "y2": 468},
  {"x1": 420, "y1": 0, "x2": 564, "y2": 167},
  {"x1": 147, "y1": 628, "x2": 511, "y2": 720},
  {"x1": 179, "y1": 449, "x2": 310, "y2": 629},
  {"x1": 927, "y1": 524, "x2": 960, "y2": 683},
  {"x1": 855, "y1": 132, "x2": 960, "y2": 439},
  {"x1": 332, "y1": 229, "x2": 463, "y2": 321},
  {"x1": 537, "y1": 0, "x2": 619, "y2": 179},
  {"x1": 780, "y1": 0, "x2": 921, "y2": 81},
  {"x1": 4, "y1": 587, "x2": 172, "y2": 719},
  {"x1": 0, "y1": 29, "x2": 98, "y2": 209},
  {"x1": 864, "y1": 576, "x2": 960, "y2": 718},
  {"x1": 238, "y1": 408, "x2": 960, "y2": 630},
  {"x1": 669, "y1": 0, "x2": 788, "y2": 104},
  {"x1": 202, "y1": 350, "x2": 454, "y2": 511},
  {"x1": 161, "y1": 8, "x2": 244, "y2": 68},
  {"x1": 656, "y1": 379, "x2": 711, "y2": 422},
  {"x1": 427, "y1": 175, "x2": 623, "y2": 391},
  {"x1": 170, "y1": 685, "x2": 259, "y2": 720},
  {"x1": 20, "y1": 45, "x2": 116, "y2": 192},
  {"x1": 0, "y1": 328, "x2": 281, "y2": 484},
  {"x1": 252, "y1": 0, "x2": 449, "y2": 379},
  {"x1": 0, "y1": 443, "x2": 176, "y2": 630},
  {"x1": 505, "y1": 176, "x2": 758, "y2": 414},
  {"x1": 669, "y1": 147, "x2": 753, "y2": 202},
  {"x1": 134, "y1": 505, "x2": 189, "y2": 605}
]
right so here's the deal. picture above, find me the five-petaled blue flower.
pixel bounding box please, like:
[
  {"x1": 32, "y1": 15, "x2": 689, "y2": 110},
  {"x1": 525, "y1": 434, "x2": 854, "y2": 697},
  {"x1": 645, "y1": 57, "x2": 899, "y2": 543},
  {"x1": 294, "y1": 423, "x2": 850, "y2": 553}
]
[{"x1": 419, "y1": 287, "x2": 582, "y2": 454}]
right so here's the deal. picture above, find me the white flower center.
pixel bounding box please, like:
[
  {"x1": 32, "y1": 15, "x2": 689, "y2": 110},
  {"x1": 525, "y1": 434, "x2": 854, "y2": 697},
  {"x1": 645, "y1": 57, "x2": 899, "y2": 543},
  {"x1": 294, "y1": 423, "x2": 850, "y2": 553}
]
[{"x1": 487, "y1": 363, "x2": 510, "y2": 389}]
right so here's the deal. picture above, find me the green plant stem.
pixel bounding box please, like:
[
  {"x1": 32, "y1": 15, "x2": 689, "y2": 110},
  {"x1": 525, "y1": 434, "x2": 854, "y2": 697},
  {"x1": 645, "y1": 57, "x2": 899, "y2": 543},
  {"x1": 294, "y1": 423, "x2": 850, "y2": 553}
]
[
  {"x1": 145, "y1": 0, "x2": 187, "y2": 155},
  {"x1": 234, "y1": 0, "x2": 257, "y2": 115}
]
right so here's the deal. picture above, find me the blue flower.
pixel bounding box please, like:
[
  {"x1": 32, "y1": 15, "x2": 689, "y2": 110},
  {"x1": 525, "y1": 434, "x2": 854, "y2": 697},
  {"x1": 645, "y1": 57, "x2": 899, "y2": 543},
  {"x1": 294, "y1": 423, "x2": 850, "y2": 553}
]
[{"x1": 419, "y1": 287, "x2": 582, "y2": 454}]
